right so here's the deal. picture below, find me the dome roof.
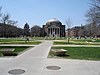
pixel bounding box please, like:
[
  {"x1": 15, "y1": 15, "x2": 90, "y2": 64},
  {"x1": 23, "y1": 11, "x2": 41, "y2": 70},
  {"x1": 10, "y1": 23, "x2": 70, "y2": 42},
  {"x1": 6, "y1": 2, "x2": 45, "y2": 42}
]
[{"x1": 47, "y1": 18, "x2": 61, "y2": 23}]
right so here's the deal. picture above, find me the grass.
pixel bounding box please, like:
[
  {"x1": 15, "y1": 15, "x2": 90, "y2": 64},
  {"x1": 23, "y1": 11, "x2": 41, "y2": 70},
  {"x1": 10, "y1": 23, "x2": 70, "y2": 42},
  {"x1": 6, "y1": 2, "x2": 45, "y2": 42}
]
[
  {"x1": 72, "y1": 39, "x2": 92, "y2": 42},
  {"x1": 0, "y1": 38, "x2": 41, "y2": 44},
  {"x1": 72, "y1": 39, "x2": 100, "y2": 42},
  {"x1": 53, "y1": 41, "x2": 100, "y2": 45},
  {"x1": 94, "y1": 39, "x2": 100, "y2": 42},
  {"x1": 53, "y1": 41, "x2": 73, "y2": 45},
  {"x1": 0, "y1": 41, "x2": 41, "y2": 44},
  {"x1": 49, "y1": 47, "x2": 100, "y2": 60},
  {"x1": 32, "y1": 37, "x2": 66, "y2": 40},
  {"x1": 0, "y1": 46, "x2": 31, "y2": 56}
]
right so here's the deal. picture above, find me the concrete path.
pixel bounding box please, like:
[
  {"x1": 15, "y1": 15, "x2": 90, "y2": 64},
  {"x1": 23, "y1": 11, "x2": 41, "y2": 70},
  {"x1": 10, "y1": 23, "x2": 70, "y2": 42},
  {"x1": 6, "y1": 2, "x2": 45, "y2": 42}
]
[
  {"x1": 0, "y1": 41, "x2": 100, "y2": 75},
  {"x1": 53, "y1": 45, "x2": 100, "y2": 47},
  {"x1": 16, "y1": 41, "x2": 53, "y2": 59},
  {"x1": 0, "y1": 41, "x2": 53, "y2": 75},
  {"x1": 42, "y1": 59, "x2": 100, "y2": 75}
]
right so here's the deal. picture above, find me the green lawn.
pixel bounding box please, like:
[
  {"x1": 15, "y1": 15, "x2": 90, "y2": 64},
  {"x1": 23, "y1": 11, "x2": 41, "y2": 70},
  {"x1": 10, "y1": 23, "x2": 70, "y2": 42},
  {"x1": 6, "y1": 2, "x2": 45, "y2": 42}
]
[
  {"x1": 32, "y1": 37, "x2": 66, "y2": 40},
  {"x1": 54, "y1": 41, "x2": 100, "y2": 45},
  {"x1": 49, "y1": 47, "x2": 100, "y2": 60},
  {"x1": 54, "y1": 41, "x2": 73, "y2": 45},
  {"x1": 0, "y1": 38, "x2": 41, "y2": 44},
  {"x1": 94, "y1": 39, "x2": 100, "y2": 42},
  {"x1": 53, "y1": 38, "x2": 100, "y2": 45},
  {"x1": 0, "y1": 46, "x2": 31, "y2": 56},
  {"x1": 0, "y1": 41, "x2": 41, "y2": 44},
  {"x1": 71, "y1": 39, "x2": 100, "y2": 42}
]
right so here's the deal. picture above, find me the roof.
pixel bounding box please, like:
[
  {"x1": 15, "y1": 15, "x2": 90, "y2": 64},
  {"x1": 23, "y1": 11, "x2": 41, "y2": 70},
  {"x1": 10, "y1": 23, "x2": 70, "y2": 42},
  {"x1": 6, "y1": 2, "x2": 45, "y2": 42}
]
[{"x1": 46, "y1": 18, "x2": 61, "y2": 23}]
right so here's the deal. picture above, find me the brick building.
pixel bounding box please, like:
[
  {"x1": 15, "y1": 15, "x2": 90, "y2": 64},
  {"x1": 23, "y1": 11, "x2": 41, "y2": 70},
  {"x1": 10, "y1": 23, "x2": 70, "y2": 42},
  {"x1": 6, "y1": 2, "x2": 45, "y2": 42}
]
[{"x1": 43, "y1": 18, "x2": 65, "y2": 37}]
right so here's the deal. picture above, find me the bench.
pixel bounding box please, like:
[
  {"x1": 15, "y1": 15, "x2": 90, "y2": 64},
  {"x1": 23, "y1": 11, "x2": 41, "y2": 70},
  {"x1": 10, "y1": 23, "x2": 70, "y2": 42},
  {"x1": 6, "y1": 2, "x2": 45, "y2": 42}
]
[
  {"x1": 0, "y1": 48, "x2": 15, "y2": 54},
  {"x1": 51, "y1": 49, "x2": 67, "y2": 56}
]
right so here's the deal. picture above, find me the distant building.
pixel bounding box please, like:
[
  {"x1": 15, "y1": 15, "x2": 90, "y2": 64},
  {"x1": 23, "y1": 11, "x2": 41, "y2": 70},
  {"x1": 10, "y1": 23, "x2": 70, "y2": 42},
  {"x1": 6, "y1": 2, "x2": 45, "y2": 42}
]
[
  {"x1": 42, "y1": 18, "x2": 65, "y2": 37},
  {"x1": 66, "y1": 26, "x2": 82, "y2": 37},
  {"x1": 66, "y1": 26, "x2": 86, "y2": 38}
]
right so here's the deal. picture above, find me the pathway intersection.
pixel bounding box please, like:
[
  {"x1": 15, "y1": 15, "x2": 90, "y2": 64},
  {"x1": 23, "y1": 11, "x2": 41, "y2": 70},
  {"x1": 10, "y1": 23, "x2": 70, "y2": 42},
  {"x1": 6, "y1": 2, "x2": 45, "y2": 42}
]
[{"x1": 0, "y1": 41, "x2": 100, "y2": 75}]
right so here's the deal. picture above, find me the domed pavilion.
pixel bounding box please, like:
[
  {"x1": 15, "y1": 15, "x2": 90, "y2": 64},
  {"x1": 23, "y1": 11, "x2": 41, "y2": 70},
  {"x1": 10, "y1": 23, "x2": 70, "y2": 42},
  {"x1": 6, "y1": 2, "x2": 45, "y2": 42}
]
[{"x1": 42, "y1": 18, "x2": 65, "y2": 37}]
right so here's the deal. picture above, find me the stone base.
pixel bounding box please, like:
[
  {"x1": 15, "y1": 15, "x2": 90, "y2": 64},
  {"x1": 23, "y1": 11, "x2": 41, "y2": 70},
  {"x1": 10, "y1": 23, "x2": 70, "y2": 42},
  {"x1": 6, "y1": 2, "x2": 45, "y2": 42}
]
[{"x1": 51, "y1": 49, "x2": 67, "y2": 56}]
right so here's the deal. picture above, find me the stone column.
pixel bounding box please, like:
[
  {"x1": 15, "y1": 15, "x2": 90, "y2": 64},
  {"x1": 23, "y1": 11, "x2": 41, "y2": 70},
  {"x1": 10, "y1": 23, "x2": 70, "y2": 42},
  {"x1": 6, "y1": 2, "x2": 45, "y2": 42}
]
[
  {"x1": 50, "y1": 28, "x2": 51, "y2": 35},
  {"x1": 54, "y1": 28, "x2": 55, "y2": 35},
  {"x1": 51, "y1": 28, "x2": 52, "y2": 36},
  {"x1": 48, "y1": 28, "x2": 50, "y2": 36},
  {"x1": 50, "y1": 28, "x2": 52, "y2": 36},
  {"x1": 57, "y1": 28, "x2": 60, "y2": 37},
  {"x1": 57, "y1": 28, "x2": 58, "y2": 37},
  {"x1": 48, "y1": 28, "x2": 49, "y2": 34},
  {"x1": 57, "y1": 28, "x2": 58, "y2": 35},
  {"x1": 59, "y1": 28, "x2": 60, "y2": 37},
  {"x1": 55, "y1": 28, "x2": 57, "y2": 35}
]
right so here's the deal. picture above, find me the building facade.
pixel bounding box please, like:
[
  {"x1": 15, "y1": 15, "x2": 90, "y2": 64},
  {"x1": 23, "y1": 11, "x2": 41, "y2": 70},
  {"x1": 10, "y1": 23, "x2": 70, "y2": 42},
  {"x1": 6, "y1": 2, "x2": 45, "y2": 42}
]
[
  {"x1": 66, "y1": 26, "x2": 85, "y2": 37},
  {"x1": 43, "y1": 18, "x2": 65, "y2": 37}
]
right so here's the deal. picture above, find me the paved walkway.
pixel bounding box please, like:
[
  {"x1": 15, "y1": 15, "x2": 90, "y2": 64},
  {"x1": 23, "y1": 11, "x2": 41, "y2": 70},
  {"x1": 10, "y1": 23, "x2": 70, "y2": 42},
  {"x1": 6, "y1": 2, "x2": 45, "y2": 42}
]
[
  {"x1": 16, "y1": 41, "x2": 53, "y2": 59},
  {"x1": 53, "y1": 45, "x2": 100, "y2": 47},
  {"x1": 0, "y1": 41, "x2": 100, "y2": 75}
]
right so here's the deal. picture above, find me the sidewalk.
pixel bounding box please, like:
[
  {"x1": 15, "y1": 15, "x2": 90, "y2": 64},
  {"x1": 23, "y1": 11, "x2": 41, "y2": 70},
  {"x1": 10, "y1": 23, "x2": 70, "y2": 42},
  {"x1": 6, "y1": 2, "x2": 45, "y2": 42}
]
[
  {"x1": 16, "y1": 41, "x2": 53, "y2": 59},
  {"x1": 0, "y1": 41, "x2": 100, "y2": 75},
  {"x1": 53, "y1": 44, "x2": 100, "y2": 47}
]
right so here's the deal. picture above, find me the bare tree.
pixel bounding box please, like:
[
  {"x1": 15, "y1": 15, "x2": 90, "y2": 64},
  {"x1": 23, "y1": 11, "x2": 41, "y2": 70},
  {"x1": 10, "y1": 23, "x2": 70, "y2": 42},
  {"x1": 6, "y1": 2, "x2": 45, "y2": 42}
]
[
  {"x1": 86, "y1": 0, "x2": 100, "y2": 37},
  {"x1": 0, "y1": 13, "x2": 18, "y2": 37},
  {"x1": 0, "y1": 6, "x2": 19, "y2": 37},
  {"x1": 0, "y1": 6, "x2": 2, "y2": 17},
  {"x1": 31, "y1": 25, "x2": 42, "y2": 37},
  {"x1": 66, "y1": 18, "x2": 72, "y2": 43},
  {"x1": 7, "y1": 20, "x2": 18, "y2": 25},
  {"x1": 86, "y1": 0, "x2": 100, "y2": 25},
  {"x1": 1, "y1": 13, "x2": 10, "y2": 24},
  {"x1": 0, "y1": 13, "x2": 10, "y2": 37}
]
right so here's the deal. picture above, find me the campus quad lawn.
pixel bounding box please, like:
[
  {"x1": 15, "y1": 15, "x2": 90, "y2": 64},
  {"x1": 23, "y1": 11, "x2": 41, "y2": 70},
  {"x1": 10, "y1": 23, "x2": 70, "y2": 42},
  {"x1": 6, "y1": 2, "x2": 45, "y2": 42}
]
[
  {"x1": 0, "y1": 46, "x2": 31, "y2": 56},
  {"x1": 53, "y1": 41, "x2": 90, "y2": 45},
  {"x1": 0, "y1": 38, "x2": 41, "y2": 44},
  {"x1": 72, "y1": 39, "x2": 100, "y2": 42},
  {"x1": 50, "y1": 47, "x2": 100, "y2": 60},
  {"x1": 54, "y1": 41, "x2": 73, "y2": 45},
  {"x1": 53, "y1": 41, "x2": 100, "y2": 45}
]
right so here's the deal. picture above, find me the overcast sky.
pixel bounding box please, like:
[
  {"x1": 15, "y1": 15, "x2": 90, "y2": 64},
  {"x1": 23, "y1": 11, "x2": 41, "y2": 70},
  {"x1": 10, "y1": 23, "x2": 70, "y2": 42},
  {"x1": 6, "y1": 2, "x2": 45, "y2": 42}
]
[{"x1": 0, "y1": 0, "x2": 90, "y2": 28}]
